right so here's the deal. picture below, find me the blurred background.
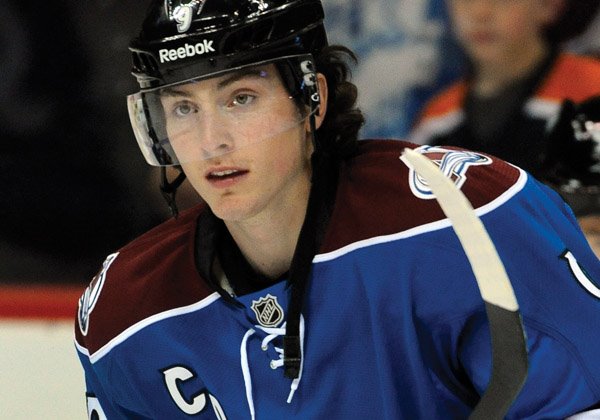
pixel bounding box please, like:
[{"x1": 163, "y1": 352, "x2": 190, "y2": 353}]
[
  {"x1": 1, "y1": 0, "x2": 598, "y2": 286},
  {"x1": 0, "y1": 0, "x2": 598, "y2": 418}
]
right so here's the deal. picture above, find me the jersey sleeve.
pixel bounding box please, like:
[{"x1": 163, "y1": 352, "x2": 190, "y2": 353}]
[
  {"x1": 73, "y1": 245, "x2": 226, "y2": 419},
  {"x1": 75, "y1": 344, "x2": 129, "y2": 419},
  {"x1": 425, "y1": 176, "x2": 600, "y2": 418},
  {"x1": 76, "y1": 324, "x2": 229, "y2": 419}
]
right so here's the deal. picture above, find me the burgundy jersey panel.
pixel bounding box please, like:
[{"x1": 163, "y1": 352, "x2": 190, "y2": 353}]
[
  {"x1": 320, "y1": 140, "x2": 522, "y2": 253},
  {"x1": 76, "y1": 204, "x2": 213, "y2": 354}
]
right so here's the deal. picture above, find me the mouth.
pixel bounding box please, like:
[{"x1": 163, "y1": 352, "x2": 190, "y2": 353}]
[
  {"x1": 205, "y1": 168, "x2": 249, "y2": 186},
  {"x1": 208, "y1": 169, "x2": 242, "y2": 178}
]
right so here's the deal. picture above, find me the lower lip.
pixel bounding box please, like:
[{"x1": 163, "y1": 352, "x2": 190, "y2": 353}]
[{"x1": 206, "y1": 171, "x2": 249, "y2": 189}]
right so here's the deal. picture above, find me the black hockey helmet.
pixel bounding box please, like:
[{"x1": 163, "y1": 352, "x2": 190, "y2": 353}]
[
  {"x1": 129, "y1": 0, "x2": 328, "y2": 90},
  {"x1": 127, "y1": 0, "x2": 329, "y2": 214}
]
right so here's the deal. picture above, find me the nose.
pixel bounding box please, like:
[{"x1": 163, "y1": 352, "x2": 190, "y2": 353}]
[{"x1": 198, "y1": 112, "x2": 235, "y2": 159}]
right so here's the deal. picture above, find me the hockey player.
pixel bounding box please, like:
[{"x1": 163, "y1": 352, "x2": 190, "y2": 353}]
[{"x1": 75, "y1": 1, "x2": 600, "y2": 418}]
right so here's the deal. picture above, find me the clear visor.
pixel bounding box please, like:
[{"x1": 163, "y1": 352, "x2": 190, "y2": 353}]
[{"x1": 127, "y1": 55, "x2": 319, "y2": 166}]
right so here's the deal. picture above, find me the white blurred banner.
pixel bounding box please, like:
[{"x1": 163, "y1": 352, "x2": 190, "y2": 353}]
[{"x1": 323, "y1": 0, "x2": 463, "y2": 138}]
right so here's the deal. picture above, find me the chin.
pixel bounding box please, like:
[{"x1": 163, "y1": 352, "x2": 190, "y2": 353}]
[{"x1": 209, "y1": 198, "x2": 258, "y2": 222}]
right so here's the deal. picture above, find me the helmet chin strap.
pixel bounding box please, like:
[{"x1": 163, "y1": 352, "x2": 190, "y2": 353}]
[
  {"x1": 160, "y1": 166, "x2": 187, "y2": 218},
  {"x1": 284, "y1": 113, "x2": 330, "y2": 378}
]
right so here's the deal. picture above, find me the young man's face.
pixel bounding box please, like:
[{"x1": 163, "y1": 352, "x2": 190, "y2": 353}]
[
  {"x1": 447, "y1": 0, "x2": 562, "y2": 65},
  {"x1": 159, "y1": 64, "x2": 323, "y2": 222}
]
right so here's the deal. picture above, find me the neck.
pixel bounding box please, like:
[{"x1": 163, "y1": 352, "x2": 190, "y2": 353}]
[{"x1": 473, "y1": 39, "x2": 549, "y2": 97}]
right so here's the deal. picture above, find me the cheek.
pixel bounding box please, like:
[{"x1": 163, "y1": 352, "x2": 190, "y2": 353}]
[
  {"x1": 272, "y1": 141, "x2": 305, "y2": 176},
  {"x1": 270, "y1": 131, "x2": 311, "y2": 176},
  {"x1": 178, "y1": 164, "x2": 205, "y2": 195},
  {"x1": 498, "y1": 6, "x2": 540, "y2": 39},
  {"x1": 447, "y1": 4, "x2": 474, "y2": 41}
]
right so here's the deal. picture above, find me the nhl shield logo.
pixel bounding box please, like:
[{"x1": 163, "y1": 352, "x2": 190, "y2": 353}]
[{"x1": 251, "y1": 294, "x2": 284, "y2": 327}]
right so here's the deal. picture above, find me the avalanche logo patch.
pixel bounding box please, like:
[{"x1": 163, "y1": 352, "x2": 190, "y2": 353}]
[
  {"x1": 78, "y1": 252, "x2": 119, "y2": 336},
  {"x1": 251, "y1": 294, "x2": 284, "y2": 327},
  {"x1": 166, "y1": 0, "x2": 207, "y2": 33},
  {"x1": 401, "y1": 145, "x2": 492, "y2": 199}
]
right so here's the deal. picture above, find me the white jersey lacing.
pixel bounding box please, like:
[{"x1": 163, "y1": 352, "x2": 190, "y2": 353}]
[{"x1": 240, "y1": 316, "x2": 305, "y2": 420}]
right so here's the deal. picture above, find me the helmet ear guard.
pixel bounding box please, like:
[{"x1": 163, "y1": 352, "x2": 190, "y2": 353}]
[{"x1": 276, "y1": 56, "x2": 321, "y2": 116}]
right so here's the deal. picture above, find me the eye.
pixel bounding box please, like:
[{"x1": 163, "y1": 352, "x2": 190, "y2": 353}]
[
  {"x1": 231, "y1": 93, "x2": 255, "y2": 107},
  {"x1": 173, "y1": 101, "x2": 197, "y2": 117}
]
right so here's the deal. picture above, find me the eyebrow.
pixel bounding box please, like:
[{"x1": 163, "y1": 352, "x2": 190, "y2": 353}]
[{"x1": 159, "y1": 68, "x2": 269, "y2": 98}]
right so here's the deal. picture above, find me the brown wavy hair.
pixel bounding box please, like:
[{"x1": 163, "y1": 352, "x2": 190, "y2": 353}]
[
  {"x1": 546, "y1": 0, "x2": 600, "y2": 43},
  {"x1": 314, "y1": 45, "x2": 365, "y2": 158}
]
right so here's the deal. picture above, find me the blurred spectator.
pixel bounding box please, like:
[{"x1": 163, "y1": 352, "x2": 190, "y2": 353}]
[
  {"x1": 0, "y1": 0, "x2": 169, "y2": 284},
  {"x1": 410, "y1": 0, "x2": 600, "y2": 256},
  {"x1": 410, "y1": 0, "x2": 600, "y2": 169}
]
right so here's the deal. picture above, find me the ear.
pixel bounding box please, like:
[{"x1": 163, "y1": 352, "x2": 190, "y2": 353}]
[
  {"x1": 307, "y1": 72, "x2": 328, "y2": 131},
  {"x1": 538, "y1": 0, "x2": 565, "y2": 26}
]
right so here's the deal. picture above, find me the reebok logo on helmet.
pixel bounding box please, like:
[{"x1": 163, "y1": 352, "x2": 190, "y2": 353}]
[{"x1": 158, "y1": 40, "x2": 215, "y2": 63}]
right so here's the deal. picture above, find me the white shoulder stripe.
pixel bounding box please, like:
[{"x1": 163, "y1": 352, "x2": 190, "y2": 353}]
[
  {"x1": 88, "y1": 292, "x2": 222, "y2": 363},
  {"x1": 313, "y1": 168, "x2": 528, "y2": 264},
  {"x1": 75, "y1": 339, "x2": 89, "y2": 357}
]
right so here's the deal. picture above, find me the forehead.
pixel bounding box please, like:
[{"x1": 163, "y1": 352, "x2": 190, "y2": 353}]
[{"x1": 160, "y1": 63, "x2": 283, "y2": 96}]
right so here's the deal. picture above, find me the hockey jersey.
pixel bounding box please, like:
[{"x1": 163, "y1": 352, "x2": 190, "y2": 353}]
[
  {"x1": 410, "y1": 53, "x2": 600, "y2": 179},
  {"x1": 75, "y1": 140, "x2": 600, "y2": 419}
]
